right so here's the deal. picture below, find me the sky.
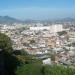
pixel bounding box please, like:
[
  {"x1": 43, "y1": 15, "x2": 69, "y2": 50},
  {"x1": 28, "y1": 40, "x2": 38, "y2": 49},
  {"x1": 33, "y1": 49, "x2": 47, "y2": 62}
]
[{"x1": 0, "y1": 0, "x2": 75, "y2": 20}]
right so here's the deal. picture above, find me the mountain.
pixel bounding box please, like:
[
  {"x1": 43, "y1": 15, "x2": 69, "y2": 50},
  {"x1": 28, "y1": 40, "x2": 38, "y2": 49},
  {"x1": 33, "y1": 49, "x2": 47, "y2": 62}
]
[
  {"x1": 60, "y1": 17, "x2": 75, "y2": 22},
  {"x1": 0, "y1": 16, "x2": 23, "y2": 24},
  {"x1": 0, "y1": 16, "x2": 75, "y2": 24}
]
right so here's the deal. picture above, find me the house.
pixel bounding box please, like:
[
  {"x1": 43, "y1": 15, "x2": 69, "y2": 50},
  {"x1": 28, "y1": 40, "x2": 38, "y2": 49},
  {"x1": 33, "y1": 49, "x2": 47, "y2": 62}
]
[{"x1": 43, "y1": 58, "x2": 51, "y2": 65}]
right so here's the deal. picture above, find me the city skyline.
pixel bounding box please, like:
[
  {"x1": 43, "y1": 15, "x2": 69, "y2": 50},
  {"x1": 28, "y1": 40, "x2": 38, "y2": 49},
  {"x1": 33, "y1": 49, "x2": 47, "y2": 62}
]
[{"x1": 0, "y1": 0, "x2": 75, "y2": 20}]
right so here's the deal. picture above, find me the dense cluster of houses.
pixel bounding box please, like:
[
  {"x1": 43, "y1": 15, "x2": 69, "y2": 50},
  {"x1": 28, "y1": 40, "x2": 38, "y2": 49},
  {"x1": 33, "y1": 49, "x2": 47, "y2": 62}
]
[{"x1": 0, "y1": 23, "x2": 75, "y2": 66}]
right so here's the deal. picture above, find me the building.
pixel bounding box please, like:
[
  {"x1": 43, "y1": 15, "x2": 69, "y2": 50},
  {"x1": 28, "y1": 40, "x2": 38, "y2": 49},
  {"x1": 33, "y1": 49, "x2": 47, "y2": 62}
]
[
  {"x1": 30, "y1": 24, "x2": 63, "y2": 33},
  {"x1": 43, "y1": 58, "x2": 51, "y2": 65}
]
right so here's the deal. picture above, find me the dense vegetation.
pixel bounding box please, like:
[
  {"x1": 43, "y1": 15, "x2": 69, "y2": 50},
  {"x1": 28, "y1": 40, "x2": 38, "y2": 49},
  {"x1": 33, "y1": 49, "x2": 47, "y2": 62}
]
[
  {"x1": 0, "y1": 33, "x2": 19, "y2": 75},
  {"x1": 16, "y1": 64, "x2": 75, "y2": 75}
]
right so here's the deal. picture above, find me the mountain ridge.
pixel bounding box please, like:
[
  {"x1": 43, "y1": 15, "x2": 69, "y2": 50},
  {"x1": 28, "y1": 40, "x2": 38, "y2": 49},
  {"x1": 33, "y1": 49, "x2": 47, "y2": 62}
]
[{"x1": 0, "y1": 16, "x2": 75, "y2": 24}]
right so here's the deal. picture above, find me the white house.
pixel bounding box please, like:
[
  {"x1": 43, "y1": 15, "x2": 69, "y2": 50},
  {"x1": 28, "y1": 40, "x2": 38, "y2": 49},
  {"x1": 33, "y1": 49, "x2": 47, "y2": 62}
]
[{"x1": 43, "y1": 58, "x2": 51, "y2": 65}]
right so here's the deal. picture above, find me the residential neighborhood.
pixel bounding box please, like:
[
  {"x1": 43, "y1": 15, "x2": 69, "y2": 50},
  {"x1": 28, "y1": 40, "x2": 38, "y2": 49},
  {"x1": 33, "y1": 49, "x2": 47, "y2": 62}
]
[{"x1": 0, "y1": 23, "x2": 75, "y2": 66}]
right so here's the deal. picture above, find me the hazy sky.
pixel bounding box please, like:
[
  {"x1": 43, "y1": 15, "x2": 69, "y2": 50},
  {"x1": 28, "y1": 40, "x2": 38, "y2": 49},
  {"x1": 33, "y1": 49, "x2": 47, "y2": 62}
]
[{"x1": 0, "y1": 0, "x2": 75, "y2": 20}]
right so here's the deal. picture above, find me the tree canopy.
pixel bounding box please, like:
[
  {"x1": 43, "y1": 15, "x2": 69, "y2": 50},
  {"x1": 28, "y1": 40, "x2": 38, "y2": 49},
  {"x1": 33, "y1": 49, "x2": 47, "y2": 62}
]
[
  {"x1": 16, "y1": 64, "x2": 75, "y2": 75},
  {"x1": 0, "y1": 33, "x2": 12, "y2": 53},
  {"x1": 57, "y1": 31, "x2": 67, "y2": 36}
]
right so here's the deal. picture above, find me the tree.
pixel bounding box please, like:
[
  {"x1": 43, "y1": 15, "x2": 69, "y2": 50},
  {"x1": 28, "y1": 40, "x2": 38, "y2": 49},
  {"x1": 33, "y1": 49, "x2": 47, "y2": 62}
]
[
  {"x1": 0, "y1": 33, "x2": 12, "y2": 53},
  {"x1": 0, "y1": 33, "x2": 19, "y2": 75},
  {"x1": 57, "y1": 31, "x2": 67, "y2": 36}
]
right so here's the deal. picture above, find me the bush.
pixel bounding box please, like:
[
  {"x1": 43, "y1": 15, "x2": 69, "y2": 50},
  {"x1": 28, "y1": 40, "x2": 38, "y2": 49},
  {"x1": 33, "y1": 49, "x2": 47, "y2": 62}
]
[
  {"x1": 16, "y1": 64, "x2": 43, "y2": 75},
  {"x1": 16, "y1": 64, "x2": 75, "y2": 75}
]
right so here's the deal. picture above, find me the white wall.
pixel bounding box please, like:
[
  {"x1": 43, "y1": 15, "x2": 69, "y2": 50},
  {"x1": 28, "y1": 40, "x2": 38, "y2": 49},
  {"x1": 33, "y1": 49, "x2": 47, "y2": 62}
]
[
  {"x1": 43, "y1": 58, "x2": 51, "y2": 65},
  {"x1": 30, "y1": 24, "x2": 63, "y2": 33}
]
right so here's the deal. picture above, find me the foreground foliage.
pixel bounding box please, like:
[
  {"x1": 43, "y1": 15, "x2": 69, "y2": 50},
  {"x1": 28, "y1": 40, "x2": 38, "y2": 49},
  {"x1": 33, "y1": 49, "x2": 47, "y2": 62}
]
[
  {"x1": 0, "y1": 33, "x2": 12, "y2": 53},
  {"x1": 0, "y1": 33, "x2": 19, "y2": 75},
  {"x1": 16, "y1": 64, "x2": 75, "y2": 75}
]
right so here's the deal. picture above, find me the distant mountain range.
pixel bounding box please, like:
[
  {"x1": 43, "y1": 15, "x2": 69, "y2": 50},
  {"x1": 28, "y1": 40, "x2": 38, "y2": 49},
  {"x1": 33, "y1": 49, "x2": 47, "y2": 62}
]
[
  {"x1": 0, "y1": 16, "x2": 40, "y2": 24},
  {"x1": 0, "y1": 16, "x2": 23, "y2": 24},
  {"x1": 56, "y1": 17, "x2": 75, "y2": 22},
  {"x1": 0, "y1": 16, "x2": 75, "y2": 24}
]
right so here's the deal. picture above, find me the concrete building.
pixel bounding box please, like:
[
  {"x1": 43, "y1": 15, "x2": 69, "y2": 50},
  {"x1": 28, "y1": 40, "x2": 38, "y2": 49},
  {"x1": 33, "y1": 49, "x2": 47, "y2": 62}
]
[
  {"x1": 30, "y1": 24, "x2": 63, "y2": 33},
  {"x1": 43, "y1": 58, "x2": 51, "y2": 65}
]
